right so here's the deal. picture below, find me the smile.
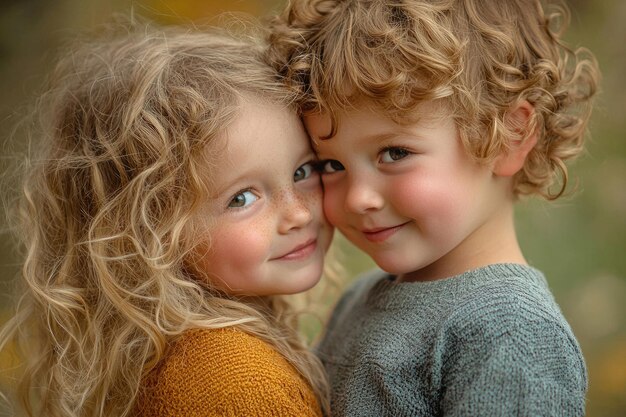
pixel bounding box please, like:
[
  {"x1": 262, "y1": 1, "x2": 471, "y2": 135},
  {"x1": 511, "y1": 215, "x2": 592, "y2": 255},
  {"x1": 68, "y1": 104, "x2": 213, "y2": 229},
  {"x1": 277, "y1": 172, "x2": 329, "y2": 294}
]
[
  {"x1": 272, "y1": 239, "x2": 317, "y2": 261},
  {"x1": 362, "y1": 222, "x2": 410, "y2": 243}
]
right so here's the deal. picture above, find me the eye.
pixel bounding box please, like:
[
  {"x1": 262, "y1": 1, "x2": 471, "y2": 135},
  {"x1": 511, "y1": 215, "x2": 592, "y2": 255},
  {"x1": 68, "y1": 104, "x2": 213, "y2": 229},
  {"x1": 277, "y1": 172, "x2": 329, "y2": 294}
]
[
  {"x1": 321, "y1": 160, "x2": 345, "y2": 173},
  {"x1": 294, "y1": 162, "x2": 315, "y2": 182},
  {"x1": 380, "y1": 147, "x2": 410, "y2": 163},
  {"x1": 227, "y1": 190, "x2": 258, "y2": 208}
]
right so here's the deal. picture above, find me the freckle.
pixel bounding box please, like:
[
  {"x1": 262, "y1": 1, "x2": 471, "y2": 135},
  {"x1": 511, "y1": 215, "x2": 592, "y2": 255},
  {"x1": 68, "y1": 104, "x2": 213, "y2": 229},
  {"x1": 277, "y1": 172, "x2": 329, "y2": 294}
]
[
  {"x1": 272, "y1": 187, "x2": 296, "y2": 216},
  {"x1": 274, "y1": 187, "x2": 292, "y2": 210}
]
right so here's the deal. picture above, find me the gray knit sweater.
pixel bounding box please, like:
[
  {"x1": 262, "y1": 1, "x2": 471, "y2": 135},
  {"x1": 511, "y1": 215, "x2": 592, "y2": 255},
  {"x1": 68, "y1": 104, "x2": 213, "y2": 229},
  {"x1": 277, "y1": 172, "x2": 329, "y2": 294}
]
[{"x1": 317, "y1": 264, "x2": 586, "y2": 417}]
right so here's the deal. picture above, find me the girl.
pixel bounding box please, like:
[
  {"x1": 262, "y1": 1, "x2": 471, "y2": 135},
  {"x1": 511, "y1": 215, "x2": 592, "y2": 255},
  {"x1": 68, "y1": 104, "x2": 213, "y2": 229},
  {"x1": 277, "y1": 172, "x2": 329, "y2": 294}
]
[{"x1": 0, "y1": 22, "x2": 332, "y2": 417}]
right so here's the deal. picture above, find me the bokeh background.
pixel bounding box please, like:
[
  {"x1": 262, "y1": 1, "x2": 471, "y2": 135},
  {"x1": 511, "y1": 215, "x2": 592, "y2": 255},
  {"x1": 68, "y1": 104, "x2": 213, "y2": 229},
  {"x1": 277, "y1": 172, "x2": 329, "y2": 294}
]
[{"x1": 0, "y1": 0, "x2": 624, "y2": 416}]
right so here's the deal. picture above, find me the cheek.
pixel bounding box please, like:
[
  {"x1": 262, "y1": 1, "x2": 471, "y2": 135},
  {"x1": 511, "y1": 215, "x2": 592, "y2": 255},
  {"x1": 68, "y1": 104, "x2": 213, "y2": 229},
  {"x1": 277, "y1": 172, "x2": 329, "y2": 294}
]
[
  {"x1": 322, "y1": 184, "x2": 345, "y2": 226},
  {"x1": 389, "y1": 171, "x2": 469, "y2": 225},
  {"x1": 206, "y1": 221, "x2": 272, "y2": 275},
  {"x1": 301, "y1": 184, "x2": 325, "y2": 219}
]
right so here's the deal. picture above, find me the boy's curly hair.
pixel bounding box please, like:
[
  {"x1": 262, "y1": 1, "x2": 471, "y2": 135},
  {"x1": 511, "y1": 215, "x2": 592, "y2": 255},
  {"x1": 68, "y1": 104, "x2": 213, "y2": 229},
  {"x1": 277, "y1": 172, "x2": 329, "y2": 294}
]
[{"x1": 268, "y1": 0, "x2": 599, "y2": 198}]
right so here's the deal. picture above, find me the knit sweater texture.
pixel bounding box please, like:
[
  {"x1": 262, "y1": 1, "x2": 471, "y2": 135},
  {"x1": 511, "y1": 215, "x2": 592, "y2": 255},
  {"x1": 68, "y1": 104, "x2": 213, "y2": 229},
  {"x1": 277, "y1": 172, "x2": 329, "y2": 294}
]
[
  {"x1": 317, "y1": 263, "x2": 587, "y2": 417},
  {"x1": 134, "y1": 327, "x2": 322, "y2": 417}
]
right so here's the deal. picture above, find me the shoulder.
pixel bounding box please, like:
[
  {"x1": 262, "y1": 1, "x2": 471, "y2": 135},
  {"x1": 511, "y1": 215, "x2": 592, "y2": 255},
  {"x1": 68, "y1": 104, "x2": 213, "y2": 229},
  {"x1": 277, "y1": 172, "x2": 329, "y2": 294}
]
[
  {"x1": 153, "y1": 328, "x2": 287, "y2": 382},
  {"x1": 440, "y1": 266, "x2": 586, "y2": 389},
  {"x1": 135, "y1": 328, "x2": 322, "y2": 417},
  {"x1": 434, "y1": 267, "x2": 587, "y2": 415},
  {"x1": 449, "y1": 265, "x2": 574, "y2": 337}
]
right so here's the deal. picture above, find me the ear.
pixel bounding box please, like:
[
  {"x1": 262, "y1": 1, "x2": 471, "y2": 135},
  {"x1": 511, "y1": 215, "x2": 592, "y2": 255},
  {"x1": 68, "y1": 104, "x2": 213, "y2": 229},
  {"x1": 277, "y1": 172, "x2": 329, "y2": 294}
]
[{"x1": 493, "y1": 100, "x2": 538, "y2": 177}]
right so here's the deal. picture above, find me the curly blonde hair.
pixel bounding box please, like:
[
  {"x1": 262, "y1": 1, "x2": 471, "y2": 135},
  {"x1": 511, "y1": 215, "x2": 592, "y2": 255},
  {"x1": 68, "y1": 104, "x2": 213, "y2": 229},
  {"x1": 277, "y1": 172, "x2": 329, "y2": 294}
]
[
  {"x1": 0, "y1": 22, "x2": 328, "y2": 417},
  {"x1": 268, "y1": 0, "x2": 600, "y2": 198}
]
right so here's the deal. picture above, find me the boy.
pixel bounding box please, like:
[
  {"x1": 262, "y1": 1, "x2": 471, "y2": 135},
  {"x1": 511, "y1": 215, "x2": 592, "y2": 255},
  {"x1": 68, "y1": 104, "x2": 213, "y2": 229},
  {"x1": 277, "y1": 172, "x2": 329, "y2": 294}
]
[{"x1": 268, "y1": 0, "x2": 599, "y2": 416}]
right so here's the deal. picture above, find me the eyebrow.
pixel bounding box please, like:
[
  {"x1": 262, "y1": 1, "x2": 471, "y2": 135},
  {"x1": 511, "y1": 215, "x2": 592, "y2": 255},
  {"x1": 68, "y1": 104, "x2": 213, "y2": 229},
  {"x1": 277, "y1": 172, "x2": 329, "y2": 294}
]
[{"x1": 363, "y1": 131, "x2": 407, "y2": 142}]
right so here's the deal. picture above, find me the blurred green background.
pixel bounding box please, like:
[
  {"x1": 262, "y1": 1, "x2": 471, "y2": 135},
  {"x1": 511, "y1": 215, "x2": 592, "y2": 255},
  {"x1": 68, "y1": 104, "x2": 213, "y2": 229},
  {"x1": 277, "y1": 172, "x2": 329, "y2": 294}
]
[{"x1": 0, "y1": 0, "x2": 624, "y2": 416}]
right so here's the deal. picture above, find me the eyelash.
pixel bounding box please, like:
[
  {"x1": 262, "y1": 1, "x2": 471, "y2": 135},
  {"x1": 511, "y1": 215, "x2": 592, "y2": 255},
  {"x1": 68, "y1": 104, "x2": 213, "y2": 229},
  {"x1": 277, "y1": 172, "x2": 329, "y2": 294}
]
[
  {"x1": 379, "y1": 146, "x2": 411, "y2": 163},
  {"x1": 295, "y1": 161, "x2": 317, "y2": 182},
  {"x1": 318, "y1": 146, "x2": 412, "y2": 174},
  {"x1": 320, "y1": 159, "x2": 344, "y2": 173},
  {"x1": 227, "y1": 188, "x2": 258, "y2": 209}
]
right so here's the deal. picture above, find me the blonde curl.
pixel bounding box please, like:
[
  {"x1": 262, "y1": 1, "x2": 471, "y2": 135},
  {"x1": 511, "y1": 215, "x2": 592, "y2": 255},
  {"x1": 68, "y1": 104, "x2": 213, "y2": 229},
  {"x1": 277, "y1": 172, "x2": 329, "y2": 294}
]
[
  {"x1": 268, "y1": 0, "x2": 599, "y2": 198},
  {"x1": 1, "y1": 21, "x2": 329, "y2": 417}
]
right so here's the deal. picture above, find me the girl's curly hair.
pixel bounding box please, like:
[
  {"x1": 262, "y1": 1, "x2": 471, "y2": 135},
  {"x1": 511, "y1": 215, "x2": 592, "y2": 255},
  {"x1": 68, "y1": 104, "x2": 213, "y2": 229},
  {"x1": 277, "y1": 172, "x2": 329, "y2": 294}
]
[
  {"x1": 0, "y1": 22, "x2": 328, "y2": 417},
  {"x1": 268, "y1": 0, "x2": 600, "y2": 198}
]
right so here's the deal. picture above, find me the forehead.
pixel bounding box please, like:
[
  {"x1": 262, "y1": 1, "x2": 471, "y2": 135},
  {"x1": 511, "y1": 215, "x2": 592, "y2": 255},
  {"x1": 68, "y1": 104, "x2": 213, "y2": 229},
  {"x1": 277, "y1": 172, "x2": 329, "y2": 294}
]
[
  {"x1": 303, "y1": 108, "x2": 406, "y2": 158},
  {"x1": 303, "y1": 100, "x2": 451, "y2": 141},
  {"x1": 303, "y1": 102, "x2": 460, "y2": 158},
  {"x1": 206, "y1": 97, "x2": 310, "y2": 190},
  {"x1": 303, "y1": 105, "x2": 409, "y2": 142},
  {"x1": 302, "y1": 112, "x2": 333, "y2": 145}
]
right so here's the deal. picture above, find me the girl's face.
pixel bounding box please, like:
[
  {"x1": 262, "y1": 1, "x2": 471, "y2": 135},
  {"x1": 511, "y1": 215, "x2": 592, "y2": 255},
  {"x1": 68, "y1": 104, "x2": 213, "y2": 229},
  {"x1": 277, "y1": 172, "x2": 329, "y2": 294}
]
[{"x1": 192, "y1": 96, "x2": 332, "y2": 296}]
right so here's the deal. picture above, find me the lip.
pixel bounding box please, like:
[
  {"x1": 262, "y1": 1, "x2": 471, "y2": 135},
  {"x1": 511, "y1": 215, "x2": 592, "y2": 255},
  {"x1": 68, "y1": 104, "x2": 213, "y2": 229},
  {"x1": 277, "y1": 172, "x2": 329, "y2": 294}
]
[
  {"x1": 361, "y1": 221, "x2": 410, "y2": 243},
  {"x1": 272, "y1": 238, "x2": 317, "y2": 261}
]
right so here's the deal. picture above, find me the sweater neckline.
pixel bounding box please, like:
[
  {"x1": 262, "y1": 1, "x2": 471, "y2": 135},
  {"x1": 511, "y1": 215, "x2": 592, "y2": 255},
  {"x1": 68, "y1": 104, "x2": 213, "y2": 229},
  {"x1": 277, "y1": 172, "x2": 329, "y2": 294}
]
[{"x1": 367, "y1": 263, "x2": 546, "y2": 310}]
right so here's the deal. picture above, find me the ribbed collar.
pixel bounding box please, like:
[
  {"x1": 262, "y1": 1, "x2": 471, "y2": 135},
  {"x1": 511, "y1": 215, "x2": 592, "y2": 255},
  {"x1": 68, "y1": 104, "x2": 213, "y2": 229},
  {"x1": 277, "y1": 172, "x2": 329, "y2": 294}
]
[{"x1": 365, "y1": 263, "x2": 547, "y2": 310}]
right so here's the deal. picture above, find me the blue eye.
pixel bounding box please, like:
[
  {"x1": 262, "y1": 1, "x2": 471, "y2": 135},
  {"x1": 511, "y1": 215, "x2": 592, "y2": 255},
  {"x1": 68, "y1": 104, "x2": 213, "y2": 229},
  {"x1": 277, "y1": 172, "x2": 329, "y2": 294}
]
[
  {"x1": 294, "y1": 162, "x2": 314, "y2": 182},
  {"x1": 228, "y1": 190, "x2": 258, "y2": 208},
  {"x1": 380, "y1": 147, "x2": 410, "y2": 163},
  {"x1": 322, "y1": 160, "x2": 345, "y2": 173}
]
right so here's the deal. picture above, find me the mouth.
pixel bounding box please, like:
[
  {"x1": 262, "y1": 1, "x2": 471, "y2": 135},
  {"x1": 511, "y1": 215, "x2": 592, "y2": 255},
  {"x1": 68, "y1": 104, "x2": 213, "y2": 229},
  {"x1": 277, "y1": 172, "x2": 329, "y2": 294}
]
[
  {"x1": 361, "y1": 221, "x2": 410, "y2": 243},
  {"x1": 272, "y1": 238, "x2": 317, "y2": 261}
]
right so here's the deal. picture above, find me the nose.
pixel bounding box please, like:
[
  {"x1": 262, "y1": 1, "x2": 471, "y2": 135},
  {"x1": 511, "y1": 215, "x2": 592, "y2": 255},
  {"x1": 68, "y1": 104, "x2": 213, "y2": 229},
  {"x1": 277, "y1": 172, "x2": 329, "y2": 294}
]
[
  {"x1": 344, "y1": 175, "x2": 384, "y2": 214},
  {"x1": 278, "y1": 188, "x2": 314, "y2": 233}
]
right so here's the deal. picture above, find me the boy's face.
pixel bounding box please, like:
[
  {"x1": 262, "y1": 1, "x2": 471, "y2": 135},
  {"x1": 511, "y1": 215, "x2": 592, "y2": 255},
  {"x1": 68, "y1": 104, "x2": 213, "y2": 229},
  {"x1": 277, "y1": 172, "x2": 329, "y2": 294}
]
[{"x1": 304, "y1": 104, "x2": 511, "y2": 282}]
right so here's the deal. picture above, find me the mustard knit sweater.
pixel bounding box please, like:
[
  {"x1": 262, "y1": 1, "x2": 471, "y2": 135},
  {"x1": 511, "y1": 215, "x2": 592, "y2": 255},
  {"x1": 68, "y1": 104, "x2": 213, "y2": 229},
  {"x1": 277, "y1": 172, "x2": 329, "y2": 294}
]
[{"x1": 133, "y1": 328, "x2": 323, "y2": 417}]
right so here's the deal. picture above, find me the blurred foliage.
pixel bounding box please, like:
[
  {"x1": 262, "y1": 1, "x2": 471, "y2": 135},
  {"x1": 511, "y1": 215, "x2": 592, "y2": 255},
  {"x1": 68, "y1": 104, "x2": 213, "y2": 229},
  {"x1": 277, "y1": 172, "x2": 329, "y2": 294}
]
[{"x1": 0, "y1": 0, "x2": 624, "y2": 416}]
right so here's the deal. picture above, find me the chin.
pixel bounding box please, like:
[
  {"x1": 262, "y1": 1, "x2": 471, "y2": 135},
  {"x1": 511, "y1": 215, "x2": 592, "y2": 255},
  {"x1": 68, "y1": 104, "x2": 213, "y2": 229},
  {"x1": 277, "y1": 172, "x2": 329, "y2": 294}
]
[
  {"x1": 290, "y1": 265, "x2": 324, "y2": 294},
  {"x1": 303, "y1": 270, "x2": 325, "y2": 291},
  {"x1": 372, "y1": 255, "x2": 416, "y2": 276}
]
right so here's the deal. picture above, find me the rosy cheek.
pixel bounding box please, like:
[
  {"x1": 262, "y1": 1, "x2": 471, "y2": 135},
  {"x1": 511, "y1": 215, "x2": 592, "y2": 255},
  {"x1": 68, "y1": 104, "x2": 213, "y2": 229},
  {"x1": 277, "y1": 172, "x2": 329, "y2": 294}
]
[
  {"x1": 322, "y1": 186, "x2": 344, "y2": 227},
  {"x1": 211, "y1": 222, "x2": 270, "y2": 266},
  {"x1": 389, "y1": 172, "x2": 426, "y2": 209},
  {"x1": 391, "y1": 172, "x2": 467, "y2": 227}
]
